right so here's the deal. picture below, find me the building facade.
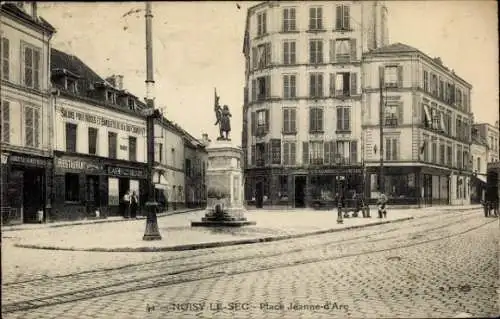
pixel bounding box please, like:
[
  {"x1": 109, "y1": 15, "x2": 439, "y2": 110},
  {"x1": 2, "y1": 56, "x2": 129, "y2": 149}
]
[
  {"x1": 473, "y1": 122, "x2": 499, "y2": 163},
  {"x1": 362, "y1": 43, "x2": 473, "y2": 206},
  {"x1": 1, "y1": 3, "x2": 56, "y2": 224},
  {"x1": 183, "y1": 133, "x2": 208, "y2": 208},
  {"x1": 242, "y1": 1, "x2": 388, "y2": 208},
  {"x1": 470, "y1": 126, "x2": 488, "y2": 203}
]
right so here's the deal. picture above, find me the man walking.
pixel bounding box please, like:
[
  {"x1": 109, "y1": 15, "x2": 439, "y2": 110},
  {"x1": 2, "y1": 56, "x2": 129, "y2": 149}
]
[{"x1": 123, "y1": 190, "x2": 131, "y2": 218}]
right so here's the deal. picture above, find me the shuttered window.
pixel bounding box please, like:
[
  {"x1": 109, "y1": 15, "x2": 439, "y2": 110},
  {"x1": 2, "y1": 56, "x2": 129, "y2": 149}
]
[
  {"x1": 108, "y1": 132, "x2": 117, "y2": 159},
  {"x1": 65, "y1": 122, "x2": 77, "y2": 152},
  {"x1": 25, "y1": 106, "x2": 40, "y2": 148},
  {"x1": 335, "y1": 5, "x2": 350, "y2": 30},
  {"x1": 23, "y1": 45, "x2": 41, "y2": 89},
  {"x1": 283, "y1": 108, "x2": 296, "y2": 133},
  {"x1": 309, "y1": 108, "x2": 323, "y2": 132},
  {"x1": 1, "y1": 100, "x2": 10, "y2": 143},
  {"x1": 1, "y1": 38, "x2": 10, "y2": 80}
]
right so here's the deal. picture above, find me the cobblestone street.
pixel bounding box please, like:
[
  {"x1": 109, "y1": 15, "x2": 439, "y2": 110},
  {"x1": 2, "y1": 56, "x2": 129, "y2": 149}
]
[{"x1": 2, "y1": 208, "x2": 499, "y2": 318}]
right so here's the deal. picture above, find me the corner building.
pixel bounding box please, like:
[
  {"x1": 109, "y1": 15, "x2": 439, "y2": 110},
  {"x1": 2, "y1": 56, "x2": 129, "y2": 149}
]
[
  {"x1": 362, "y1": 43, "x2": 473, "y2": 206},
  {"x1": 242, "y1": 1, "x2": 388, "y2": 208}
]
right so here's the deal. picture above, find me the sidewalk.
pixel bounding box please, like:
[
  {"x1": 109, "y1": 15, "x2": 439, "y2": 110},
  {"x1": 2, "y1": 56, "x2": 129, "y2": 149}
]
[{"x1": 7, "y1": 204, "x2": 481, "y2": 252}]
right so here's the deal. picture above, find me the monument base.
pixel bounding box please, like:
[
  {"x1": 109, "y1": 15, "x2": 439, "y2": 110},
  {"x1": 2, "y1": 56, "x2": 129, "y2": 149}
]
[{"x1": 191, "y1": 207, "x2": 256, "y2": 227}]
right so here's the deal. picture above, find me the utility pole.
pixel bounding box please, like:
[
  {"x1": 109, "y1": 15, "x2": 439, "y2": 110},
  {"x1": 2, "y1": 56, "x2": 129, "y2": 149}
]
[
  {"x1": 379, "y1": 71, "x2": 385, "y2": 194},
  {"x1": 143, "y1": 1, "x2": 162, "y2": 241}
]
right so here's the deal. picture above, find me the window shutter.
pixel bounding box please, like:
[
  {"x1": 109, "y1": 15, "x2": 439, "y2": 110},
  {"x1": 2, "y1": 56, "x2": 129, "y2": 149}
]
[
  {"x1": 330, "y1": 73, "x2": 336, "y2": 97},
  {"x1": 25, "y1": 108, "x2": 33, "y2": 147},
  {"x1": 343, "y1": 5, "x2": 350, "y2": 29},
  {"x1": 350, "y1": 38, "x2": 357, "y2": 61},
  {"x1": 290, "y1": 75, "x2": 296, "y2": 97},
  {"x1": 33, "y1": 50, "x2": 40, "y2": 89},
  {"x1": 378, "y1": 65, "x2": 385, "y2": 87},
  {"x1": 309, "y1": 108, "x2": 314, "y2": 132},
  {"x1": 251, "y1": 111, "x2": 256, "y2": 136},
  {"x1": 266, "y1": 42, "x2": 272, "y2": 66},
  {"x1": 251, "y1": 79, "x2": 256, "y2": 101},
  {"x1": 283, "y1": 142, "x2": 289, "y2": 165},
  {"x1": 329, "y1": 39, "x2": 335, "y2": 63},
  {"x1": 2, "y1": 38, "x2": 10, "y2": 80},
  {"x1": 385, "y1": 139, "x2": 391, "y2": 160},
  {"x1": 350, "y1": 140, "x2": 358, "y2": 164},
  {"x1": 265, "y1": 142, "x2": 270, "y2": 165},
  {"x1": 252, "y1": 48, "x2": 257, "y2": 70},
  {"x1": 265, "y1": 76, "x2": 271, "y2": 98},
  {"x1": 265, "y1": 109, "x2": 270, "y2": 132},
  {"x1": 397, "y1": 65, "x2": 403, "y2": 88},
  {"x1": 331, "y1": 140, "x2": 337, "y2": 163},
  {"x1": 283, "y1": 108, "x2": 289, "y2": 133},
  {"x1": 336, "y1": 107, "x2": 342, "y2": 131},
  {"x1": 34, "y1": 108, "x2": 40, "y2": 147},
  {"x1": 350, "y1": 72, "x2": 357, "y2": 95},
  {"x1": 318, "y1": 108, "x2": 323, "y2": 131},
  {"x1": 291, "y1": 142, "x2": 296, "y2": 165},
  {"x1": 1, "y1": 100, "x2": 10, "y2": 142},
  {"x1": 309, "y1": 74, "x2": 314, "y2": 97},
  {"x1": 393, "y1": 139, "x2": 399, "y2": 160},
  {"x1": 290, "y1": 42, "x2": 296, "y2": 64},
  {"x1": 324, "y1": 141, "x2": 330, "y2": 164},
  {"x1": 335, "y1": 5, "x2": 342, "y2": 30},
  {"x1": 318, "y1": 74, "x2": 323, "y2": 97},
  {"x1": 291, "y1": 108, "x2": 296, "y2": 132},
  {"x1": 345, "y1": 108, "x2": 351, "y2": 131},
  {"x1": 318, "y1": 41, "x2": 323, "y2": 63},
  {"x1": 302, "y1": 142, "x2": 309, "y2": 165},
  {"x1": 272, "y1": 139, "x2": 281, "y2": 164},
  {"x1": 398, "y1": 102, "x2": 403, "y2": 125},
  {"x1": 263, "y1": 12, "x2": 267, "y2": 34},
  {"x1": 251, "y1": 145, "x2": 256, "y2": 165}
]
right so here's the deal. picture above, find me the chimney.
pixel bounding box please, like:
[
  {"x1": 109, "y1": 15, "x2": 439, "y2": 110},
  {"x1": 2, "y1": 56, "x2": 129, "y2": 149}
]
[
  {"x1": 32, "y1": 2, "x2": 37, "y2": 19},
  {"x1": 201, "y1": 133, "x2": 211, "y2": 146},
  {"x1": 116, "y1": 75, "x2": 124, "y2": 90},
  {"x1": 105, "y1": 76, "x2": 116, "y2": 88}
]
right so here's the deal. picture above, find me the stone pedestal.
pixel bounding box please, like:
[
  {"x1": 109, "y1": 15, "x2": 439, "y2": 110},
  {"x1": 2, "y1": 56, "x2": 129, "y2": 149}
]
[{"x1": 191, "y1": 140, "x2": 255, "y2": 227}]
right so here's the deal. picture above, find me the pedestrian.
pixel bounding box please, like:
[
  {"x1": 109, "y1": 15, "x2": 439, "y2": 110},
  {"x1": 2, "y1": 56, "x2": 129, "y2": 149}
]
[
  {"x1": 123, "y1": 190, "x2": 131, "y2": 218},
  {"x1": 377, "y1": 192, "x2": 388, "y2": 218},
  {"x1": 130, "y1": 191, "x2": 139, "y2": 218}
]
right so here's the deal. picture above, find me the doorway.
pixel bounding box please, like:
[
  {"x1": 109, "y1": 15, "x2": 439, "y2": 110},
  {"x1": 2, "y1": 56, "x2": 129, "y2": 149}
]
[
  {"x1": 23, "y1": 168, "x2": 44, "y2": 223},
  {"x1": 118, "y1": 178, "x2": 130, "y2": 216},
  {"x1": 255, "y1": 181, "x2": 263, "y2": 208},
  {"x1": 86, "y1": 175, "x2": 100, "y2": 214},
  {"x1": 294, "y1": 176, "x2": 306, "y2": 208}
]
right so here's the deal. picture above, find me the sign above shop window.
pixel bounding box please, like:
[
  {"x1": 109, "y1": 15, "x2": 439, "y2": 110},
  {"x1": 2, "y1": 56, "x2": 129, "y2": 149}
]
[
  {"x1": 55, "y1": 157, "x2": 104, "y2": 173},
  {"x1": 107, "y1": 165, "x2": 147, "y2": 179},
  {"x1": 9, "y1": 154, "x2": 49, "y2": 167}
]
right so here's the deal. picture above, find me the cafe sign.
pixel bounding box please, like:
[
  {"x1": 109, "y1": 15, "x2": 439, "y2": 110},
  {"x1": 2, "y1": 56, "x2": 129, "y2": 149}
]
[
  {"x1": 107, "y1": 166, "x2": 147, "y2": 179},
  {"x1": 56, "y1": 158, "x2": 104, "y2": 172}
]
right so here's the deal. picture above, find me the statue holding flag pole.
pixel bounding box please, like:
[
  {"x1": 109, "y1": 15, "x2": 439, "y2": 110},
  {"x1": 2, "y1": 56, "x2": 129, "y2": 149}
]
[{"x1": 213, "y1": 88, "x2": 232, "y2": 140}]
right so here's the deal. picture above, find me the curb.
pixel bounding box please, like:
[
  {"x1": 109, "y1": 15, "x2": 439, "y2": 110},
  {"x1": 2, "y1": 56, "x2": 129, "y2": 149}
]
[
  {"x1": 13, "y1": 216, "x2": 415, "y2": 252},
  {"x1": 1, "y1": 208, "x2": 203, "y2": 232}
]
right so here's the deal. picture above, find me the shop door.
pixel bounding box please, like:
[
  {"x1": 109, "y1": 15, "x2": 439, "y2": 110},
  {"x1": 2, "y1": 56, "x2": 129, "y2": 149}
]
[
  {"x1": 6, "y1": 169, "x2": 23, "y2": 224},
  {"x1": 294, "y1": 176, "x2": 306, "y2": 208},
  {"x1": 255, "y1": 181, "x2": 263, "y2": 208},
  {"x1": 423, "y1": 174, "x2": 432, "y2": 206},
  {"x1": 23, "y1": 169, "x2": 44, "y2": 223},
  {"x1": 86, "y1": 175, "x2": 100, "y2": 213}
]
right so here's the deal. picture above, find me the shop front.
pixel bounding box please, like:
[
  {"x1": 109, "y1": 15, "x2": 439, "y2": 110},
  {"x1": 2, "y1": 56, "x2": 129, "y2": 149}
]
[
  {"x1": 106, "y1": 163, "x2": 148, "y2": 216},
  {"x1": 366, "y1": 165, "x2": 451, "y2": 206},
  {"x1": 1, "y1": 152, "x2": 52, "y2": 224},
  {"x1": 52, "y1": 154, "x2": 106, "y2": 220}
]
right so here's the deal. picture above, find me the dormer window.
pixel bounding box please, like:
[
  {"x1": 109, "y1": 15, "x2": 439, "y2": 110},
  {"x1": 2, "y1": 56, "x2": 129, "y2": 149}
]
[
  {"x1": 65, "y1": 78, "x2": 78, "y2": 94},
  {"x1": 128, "y1": 98, "x2": 135, "y2": 110},
  {"x1": 106, "y1": 91, "x2": 116, "y2": 104}
]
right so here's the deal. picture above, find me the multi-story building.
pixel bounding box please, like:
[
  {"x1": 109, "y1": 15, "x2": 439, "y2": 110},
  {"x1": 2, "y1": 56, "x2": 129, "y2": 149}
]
[
  {"x1": 242, "y1": 1, "x2": 388, "y2": 208},
  {"x1": 470, "y1": 125, "x2": 488, "y2": 203},
  {"x1": 362, "y1": 43, "x2": 473, "y2": 206},
  {"x1": 473, "y1": 121, "x2": 499, "y2": 163},
  {"x1": 183, "y1": 132, "x2": 208, "y2": 208},
  {"x1": 50, "y1": 49, "x2": 149, "y2": 219},
  {"x1": 1, "y1": 3, "x2": 55, "y2": 224}
]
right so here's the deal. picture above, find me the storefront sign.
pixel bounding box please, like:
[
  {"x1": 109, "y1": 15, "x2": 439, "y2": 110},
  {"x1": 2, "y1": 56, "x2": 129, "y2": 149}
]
[
  {"x1": 309, "y1": 168, "x2": 362, "y2": 175},
  {"x1": 107, "y1": 166, "x2": 147, "y2": 179},
  {"x1": 56, "y1": 158, "x2": 104, "y2": 173},
  {"x1": 60, "y1": 107, "x2": 146, "y2": 135},
  {"x1": 9, "y1": 154, "x2": 48, "y2": 167}
]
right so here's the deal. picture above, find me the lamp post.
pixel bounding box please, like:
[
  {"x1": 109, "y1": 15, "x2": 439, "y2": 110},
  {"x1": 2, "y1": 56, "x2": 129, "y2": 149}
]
[
  {"x1": 142, "y1": 1, "x2": 161, "y2": 241},
  {"x1": 379, "y1": 71, "x2": 385, "y2": 195}
]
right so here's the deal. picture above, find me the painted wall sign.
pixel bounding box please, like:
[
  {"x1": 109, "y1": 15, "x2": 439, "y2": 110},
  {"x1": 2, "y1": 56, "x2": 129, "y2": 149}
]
[
  {"x1": 55, "y1": 158, "x2": 104, "y2": 172},
  {"x1": 60, "y1": 107, "x2": 146, "y2": 135},
  {"x1": 107, "y1": 166, "x2": 147, "y2": 178},
  {"x1": 9, "y1": 154, "x2": 48, "y2": 167}
]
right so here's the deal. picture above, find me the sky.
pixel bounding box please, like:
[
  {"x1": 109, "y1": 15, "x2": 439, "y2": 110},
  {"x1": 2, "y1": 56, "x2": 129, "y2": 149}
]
[{"x1": 37, "y1": 1, "x2": 499, "y2": 143}]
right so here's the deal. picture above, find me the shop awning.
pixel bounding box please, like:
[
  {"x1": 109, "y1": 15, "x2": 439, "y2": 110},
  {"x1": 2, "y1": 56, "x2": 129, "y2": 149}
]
[
  {"x1": 423, "y1": 104, "x2": 431, "y2": 123},
  {"x1": 155, "y1": 184, "x2": 167, "y2": 190},
  {"x1": 475, "y1": 175, "x2": 487, "y2": 184}
]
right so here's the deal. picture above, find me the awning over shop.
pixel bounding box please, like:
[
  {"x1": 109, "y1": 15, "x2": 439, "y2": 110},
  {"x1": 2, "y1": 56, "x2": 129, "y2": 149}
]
[
  {"x1": 155, "y1": 184, "x2": 167, "y2": 190},
  {"x1": 474, "y1": 174, "x2": 487, "y2": 184}
]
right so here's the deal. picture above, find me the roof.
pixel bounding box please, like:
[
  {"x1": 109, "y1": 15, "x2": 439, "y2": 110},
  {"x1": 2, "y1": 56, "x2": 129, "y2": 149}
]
[
  {"x1": 365, "y1": 42, "x2": 471, "y2": 88},
  {"x1": 1, "y1": 3, "x2": 56, "y2": 33}
]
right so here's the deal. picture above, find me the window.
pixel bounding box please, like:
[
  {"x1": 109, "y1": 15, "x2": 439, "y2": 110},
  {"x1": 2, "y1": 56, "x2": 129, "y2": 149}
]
[
  {"x1": 128, "y1": 136, "x2": 137, "y2": 161},
  {"x1": 431, "y1": 74, "x2": 438, "y2": 96},
  {"x1": 171, "y1": 148, "x2": 176, "y2": 166},
  {"x1": 283, "y1": 142, "x2": 296, "y2": 165},
  {"x1": 335, "y1": 5, "x2": 350, "y2": 30},
  {"x1": 336, "y1": 106, "x2": 350, "y2": 131},
  {"x1": 385, "y1": 137, "x2": 399, "y2": 161},
  {"x1": 283, "y1": 74, "x2": 296, "y2": 98},
  {"x1": 66, "y1": 78, "x2": 78, "y2": 94},
  {"x1": 155, "y1": 143, "x2": 163, "y2": 163},
  {"x1": 25, "y1": 106, "x2": 40, "y2": 148},
  {"x1": 384, "y1": 66, "x2": 399, "y2": 87},
  {"x1": 257, "y1": 11, "x2": 267, "y2": 36},
  {"x1": 106, "y1": 91, "x2": 116, "y2": 104},
  {"x1": 257, "y1": 110, "x2": 267, "y2": 128},
  {"x1": 423, "y1": 71, "x2": 429, "y2": 92},
  {"x1": 335, "y1": 39, "x2": 355, "y2": 63},
  {"x1": 333, "y1": 72, "x2": 357, "y2": 96},
  {"x1": 88, "y1": 127, "x2": 98, "y2": 155},
  {"x1": 283, "y1": 108, "x2": 296, "y2": 133},
  {"x1": 439, "y1": 144, "x2": 445, "y2": 165},
  {"x1": 128, "y1": 98, "x2": 135, "y2": 110},
  {"x1": 23, "y1": 45, "x2": 41, "y2": 89},
  {"x1": 65, "y1": 123, "x2": 77, "y2": 152},
  {"x1": 283, "y1": 41, "x2": 296, "y2": 65},
  {"x1": 309, "y1": 73, "x2": 323, "y2": 98},
  {"x1": 438, "y1": 79, "x2": 444, "y2": 100},
  {"x1": 447, "y1": 145, "x2": 452, "y2": 167},
  {"x1": 309, "y1": 108, "x2": 323, "y2": 132},
  {"x1": 335, "y1": 140, "x2": 357, "y2": 164},
  {"x1": 431, "y1": 107, "x2": 440, "y2": 131},
  {"x1": 256, "y1": 43, "x2": 271, "y2": 69},
  {"x1": 1, "y1": 100, "x2": 9, "y2": 143},
  {"x1": 422, "y1": 137, "x2": 429, "y2": 162},
  {"x1": 477, "y1": 157, "x2": 481, "y2": 172},
  {"x1": 1, "y1": 37, "x2": 9, "y2": 80},
  {"x1": 271, "y1": 139, "x2": 281, "y2": 165},
  {"x1": 283, "y1": 8, "x2": 296, "y2": 32},
  {"x1": 279, "y1": 175, "x2": 288, "y2": 198},
  {"x1": 65, "y1": 173, "x2": 80, "y2": 202},
  {"x1": 309, "y1": 40, "x2": 323, "y2": 64},
  {"x1": 384, "y1": 102, "x2": 402, "y2": 126},
  {"x1": 456, "y1": 119, "x2": 461, "y2": 139},
  {"x1": 185, "y1": 159, "x2": 192, "y2": 177},
  {"x1": 456, "y1": 149, "x2": 462, "y2": 169},
  {"x1": 256, "y1": 76, "x2": 271, "y2": 100},
  {"x1": 310, "y1": 141, "x2": 324, "y2": 165},
  {"x1": 108, "y1": 132, "x2": 117, "y2": 159},
  {"x1": 309, "y1": 7, "x2": 322, "y2": 30},
  {"x1": 255, "y1": 143, "x2": 265, "y2": 166},
  {"x1": 456, "y1": 88, "x2": 462, "y2": 108}
]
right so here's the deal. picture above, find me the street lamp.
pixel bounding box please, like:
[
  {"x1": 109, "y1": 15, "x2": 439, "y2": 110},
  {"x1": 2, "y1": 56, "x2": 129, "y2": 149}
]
[
  {"x1": 142, "y1": 1, "x2": 161, "y2": 241},
  {"x1": 336, "y1": 176, "x2": 344, "y2": 224}
]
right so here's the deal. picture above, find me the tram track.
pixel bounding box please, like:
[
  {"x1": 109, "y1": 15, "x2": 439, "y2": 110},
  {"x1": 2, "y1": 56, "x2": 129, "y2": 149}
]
[{"x1": 2, "y1": 210, "x2": 493, "y2": 314}]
